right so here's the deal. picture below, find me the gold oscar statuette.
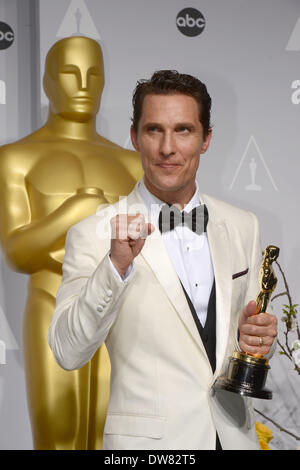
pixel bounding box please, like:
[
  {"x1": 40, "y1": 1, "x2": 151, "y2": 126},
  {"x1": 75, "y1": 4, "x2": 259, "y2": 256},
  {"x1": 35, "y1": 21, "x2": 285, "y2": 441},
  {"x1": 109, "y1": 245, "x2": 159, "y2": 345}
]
[{"x1": 214, "y1": 245, "x2": 280, "y2": 399}]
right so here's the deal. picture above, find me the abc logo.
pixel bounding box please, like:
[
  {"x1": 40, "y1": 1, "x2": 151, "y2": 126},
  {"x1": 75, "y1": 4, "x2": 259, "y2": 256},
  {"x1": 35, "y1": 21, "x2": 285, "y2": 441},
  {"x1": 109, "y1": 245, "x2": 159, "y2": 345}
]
[
  {"x1": 176, "y1": 8, "x2": 206, "y2": 37},
  {"x1": 0, "y1": 22, "x2": 14, "y2": 50}
]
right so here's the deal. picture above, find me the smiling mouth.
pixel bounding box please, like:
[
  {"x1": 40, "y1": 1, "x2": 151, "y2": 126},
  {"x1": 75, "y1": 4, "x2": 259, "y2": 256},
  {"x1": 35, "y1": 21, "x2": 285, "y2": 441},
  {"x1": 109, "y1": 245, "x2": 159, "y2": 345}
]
[{"x1": 157, "y1": 163, "x2": 181, "y2": 169}]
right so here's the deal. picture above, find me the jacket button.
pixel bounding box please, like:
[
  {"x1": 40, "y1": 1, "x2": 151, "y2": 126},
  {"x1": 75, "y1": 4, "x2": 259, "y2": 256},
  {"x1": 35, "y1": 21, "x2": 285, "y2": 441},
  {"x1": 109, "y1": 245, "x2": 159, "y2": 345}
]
[{"x1": 97, "y1": 306, "x2": 103, "y2": 313}]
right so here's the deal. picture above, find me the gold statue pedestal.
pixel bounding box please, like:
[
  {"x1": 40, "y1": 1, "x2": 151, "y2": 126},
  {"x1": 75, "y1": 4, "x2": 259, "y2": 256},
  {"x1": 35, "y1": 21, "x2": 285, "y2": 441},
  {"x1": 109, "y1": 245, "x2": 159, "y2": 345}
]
[{"x1": 214, "y1": 351, "x2": 272, "y2": 399}]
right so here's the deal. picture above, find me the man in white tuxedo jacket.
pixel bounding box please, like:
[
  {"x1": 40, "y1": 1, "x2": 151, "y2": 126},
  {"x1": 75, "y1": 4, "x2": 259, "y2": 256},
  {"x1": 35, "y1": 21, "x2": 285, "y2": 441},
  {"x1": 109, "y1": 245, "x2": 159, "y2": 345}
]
[{"x1": 48, "y1": 70, "x2": 277, "y2": 450}]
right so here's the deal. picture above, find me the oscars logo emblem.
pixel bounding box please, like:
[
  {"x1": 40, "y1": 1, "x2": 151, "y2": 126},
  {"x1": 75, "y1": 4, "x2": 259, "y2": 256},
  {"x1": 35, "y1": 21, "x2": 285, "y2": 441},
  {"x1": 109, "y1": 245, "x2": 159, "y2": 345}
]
[
  {"x1": 229, "y1": 136, "x2": 278, "y2": 192},
  {"x1": 245, "y1": 158, "x2": 261, "y2": 191}
]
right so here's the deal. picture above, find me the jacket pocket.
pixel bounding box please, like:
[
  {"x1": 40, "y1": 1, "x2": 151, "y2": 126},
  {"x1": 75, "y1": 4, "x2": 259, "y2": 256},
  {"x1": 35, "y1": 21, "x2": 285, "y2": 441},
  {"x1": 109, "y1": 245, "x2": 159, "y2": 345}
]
[
  {"x1": 232, "y1": 268, "x2": 249, "y2": 280},
  {"x1": 104, "y1": 414, "x2": 165, "y2": 439}
]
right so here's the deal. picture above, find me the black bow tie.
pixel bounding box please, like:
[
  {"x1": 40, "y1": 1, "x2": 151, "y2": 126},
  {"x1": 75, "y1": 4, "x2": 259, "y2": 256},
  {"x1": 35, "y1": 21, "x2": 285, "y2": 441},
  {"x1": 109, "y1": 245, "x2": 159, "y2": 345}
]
[{"x1": 158, "y1": 204, "x2": 209, "y2": 235}]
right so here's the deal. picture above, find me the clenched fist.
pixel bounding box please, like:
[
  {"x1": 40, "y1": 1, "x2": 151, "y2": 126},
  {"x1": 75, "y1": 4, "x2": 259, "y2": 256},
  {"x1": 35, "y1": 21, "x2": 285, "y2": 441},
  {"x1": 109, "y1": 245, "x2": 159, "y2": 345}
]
[
  {"x1": 238, "y1": 300, "x2": 277, "y2": 356},
  {"x1": 110, "y1": 214, "x2": 155, "y2": 277}
]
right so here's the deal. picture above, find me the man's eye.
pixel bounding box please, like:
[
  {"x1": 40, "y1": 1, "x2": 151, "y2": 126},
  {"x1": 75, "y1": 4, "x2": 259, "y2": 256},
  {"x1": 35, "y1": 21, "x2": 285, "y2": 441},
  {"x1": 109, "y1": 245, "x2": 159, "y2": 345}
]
[
  {"x1": 176, "y1": 127, "x2": 189, "y2": 133},
  {"x1": 147, "y1": 126, "x2": 160, "y2": 132}
]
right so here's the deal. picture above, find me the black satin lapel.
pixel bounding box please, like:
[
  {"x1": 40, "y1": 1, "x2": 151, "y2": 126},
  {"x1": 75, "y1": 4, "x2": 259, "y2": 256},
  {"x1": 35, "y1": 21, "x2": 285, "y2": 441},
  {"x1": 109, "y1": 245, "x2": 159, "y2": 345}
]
[{"x1": 205, "y1": 280, "x2": 216, "y2": 373}]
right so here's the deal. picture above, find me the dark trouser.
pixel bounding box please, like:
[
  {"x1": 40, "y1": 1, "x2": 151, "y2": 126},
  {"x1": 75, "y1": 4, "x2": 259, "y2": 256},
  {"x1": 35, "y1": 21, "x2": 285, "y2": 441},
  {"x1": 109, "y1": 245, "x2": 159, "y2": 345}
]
[{"x1": 216, "y1": 433, "x2": 222, "y2": 450}]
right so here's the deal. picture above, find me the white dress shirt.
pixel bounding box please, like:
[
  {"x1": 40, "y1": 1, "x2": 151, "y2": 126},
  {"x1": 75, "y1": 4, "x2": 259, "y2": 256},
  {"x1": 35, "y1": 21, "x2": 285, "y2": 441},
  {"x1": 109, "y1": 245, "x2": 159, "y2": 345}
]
[{"x1": 137, "y1": 178, "x2": 214, "y2": 327}]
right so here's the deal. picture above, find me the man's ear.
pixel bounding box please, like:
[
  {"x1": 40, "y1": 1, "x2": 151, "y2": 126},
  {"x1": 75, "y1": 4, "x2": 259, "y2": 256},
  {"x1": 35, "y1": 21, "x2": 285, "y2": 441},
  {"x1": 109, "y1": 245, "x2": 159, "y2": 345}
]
[
  {"x1": 130, "y1": 125, "x2": 140, "y2": 152},
  {"x1": 200, "y1": 128, "x2": 212, "y2": 155}
]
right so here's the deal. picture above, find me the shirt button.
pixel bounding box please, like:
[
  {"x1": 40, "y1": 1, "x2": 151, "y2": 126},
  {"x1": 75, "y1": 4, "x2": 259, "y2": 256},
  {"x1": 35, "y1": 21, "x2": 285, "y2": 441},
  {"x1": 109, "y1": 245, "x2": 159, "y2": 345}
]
[{"x1": 204, "y1": 334, "x2": 209, "y2": 343}]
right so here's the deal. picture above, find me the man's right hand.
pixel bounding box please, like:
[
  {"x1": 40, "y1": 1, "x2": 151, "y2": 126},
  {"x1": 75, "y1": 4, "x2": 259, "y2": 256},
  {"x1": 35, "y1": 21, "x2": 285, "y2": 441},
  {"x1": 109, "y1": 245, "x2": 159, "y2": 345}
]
[{"x1": 110, "y1": 214, "x2": 154, "y2": 278}]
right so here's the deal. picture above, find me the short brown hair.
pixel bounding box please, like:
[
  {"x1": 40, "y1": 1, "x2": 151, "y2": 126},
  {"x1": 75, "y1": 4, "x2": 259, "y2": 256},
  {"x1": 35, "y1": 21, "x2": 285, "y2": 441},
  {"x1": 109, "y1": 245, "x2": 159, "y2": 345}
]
[{"x1": 132, "y1": 70, "x2": 212, "y2": 137}]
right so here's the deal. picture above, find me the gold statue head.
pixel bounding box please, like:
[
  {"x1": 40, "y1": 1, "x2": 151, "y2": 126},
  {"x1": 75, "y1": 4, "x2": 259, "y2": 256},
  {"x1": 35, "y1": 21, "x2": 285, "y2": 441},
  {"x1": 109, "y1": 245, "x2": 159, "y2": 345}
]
[
  {"x1": 265, "y1": 245, "x2": 280, "y2": 264},
  {"x1": 43, "y1": 36, "x2": 104, "y2": 122}
]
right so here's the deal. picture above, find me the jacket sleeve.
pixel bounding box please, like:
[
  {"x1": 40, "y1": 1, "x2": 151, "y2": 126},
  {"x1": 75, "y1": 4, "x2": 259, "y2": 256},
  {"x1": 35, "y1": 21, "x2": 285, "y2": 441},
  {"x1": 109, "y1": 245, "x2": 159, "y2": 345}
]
[{"x1": 48, "y1": 222, "x2": 132, "y2": 371}]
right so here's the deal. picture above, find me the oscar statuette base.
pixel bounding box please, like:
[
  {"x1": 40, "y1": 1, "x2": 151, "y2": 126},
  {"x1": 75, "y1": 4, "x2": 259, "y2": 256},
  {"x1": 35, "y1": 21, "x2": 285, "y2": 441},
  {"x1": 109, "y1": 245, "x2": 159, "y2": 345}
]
[{"x1": 214, "y1": 351, "x2": 272, "y2": 399}]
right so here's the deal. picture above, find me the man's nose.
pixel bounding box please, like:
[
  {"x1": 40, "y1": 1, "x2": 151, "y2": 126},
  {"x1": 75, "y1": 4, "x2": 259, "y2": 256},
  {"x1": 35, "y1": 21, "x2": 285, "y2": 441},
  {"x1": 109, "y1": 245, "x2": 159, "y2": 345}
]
[{"x1": 160, "y1": 132, "x2": 176, "y2": 157}]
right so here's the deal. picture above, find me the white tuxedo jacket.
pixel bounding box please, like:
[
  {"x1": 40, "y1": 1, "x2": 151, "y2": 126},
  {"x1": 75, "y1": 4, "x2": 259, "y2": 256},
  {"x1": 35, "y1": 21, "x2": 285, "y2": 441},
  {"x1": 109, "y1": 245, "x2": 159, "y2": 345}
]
[{"x1": 48, "y1": 183, "x2": 272, "y2": 450}]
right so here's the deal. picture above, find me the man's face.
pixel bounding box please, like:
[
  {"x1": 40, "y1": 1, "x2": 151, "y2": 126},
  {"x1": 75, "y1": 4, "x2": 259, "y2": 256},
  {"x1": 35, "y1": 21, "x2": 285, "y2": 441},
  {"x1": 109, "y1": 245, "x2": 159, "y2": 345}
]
[
  {"x1": 131, "y1": 93, "x2": 212, "y2": 204},
  {"x1": 44, "y1": 38, "x2": 104, "y2": 122}
]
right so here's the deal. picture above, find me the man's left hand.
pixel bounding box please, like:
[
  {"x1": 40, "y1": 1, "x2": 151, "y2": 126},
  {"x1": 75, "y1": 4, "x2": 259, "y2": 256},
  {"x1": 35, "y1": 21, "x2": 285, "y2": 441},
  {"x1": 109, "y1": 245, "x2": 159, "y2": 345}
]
[{"x1": 238, "y1": 300, "x2": 277, "y2": 356}]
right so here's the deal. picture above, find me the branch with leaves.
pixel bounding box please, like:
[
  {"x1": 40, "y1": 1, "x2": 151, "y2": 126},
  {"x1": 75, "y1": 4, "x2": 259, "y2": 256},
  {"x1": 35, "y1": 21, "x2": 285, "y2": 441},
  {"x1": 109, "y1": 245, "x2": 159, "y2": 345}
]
[
  {"x1": 254, "y1": 258, "x2": 300, "y2": 446},
  {"x1": 271, "y1": 260, "x2": 300, "y2": 374},
  {"x1": 254, "y1": 408, "x2": 300, "y2": 442}
]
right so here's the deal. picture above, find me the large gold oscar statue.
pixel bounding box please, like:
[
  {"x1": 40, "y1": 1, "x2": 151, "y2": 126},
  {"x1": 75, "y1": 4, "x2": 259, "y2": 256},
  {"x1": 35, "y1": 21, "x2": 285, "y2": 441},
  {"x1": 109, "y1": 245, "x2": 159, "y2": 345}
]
[{"x1": 0, "y1": 36, "x2": 143, "y2": 449}]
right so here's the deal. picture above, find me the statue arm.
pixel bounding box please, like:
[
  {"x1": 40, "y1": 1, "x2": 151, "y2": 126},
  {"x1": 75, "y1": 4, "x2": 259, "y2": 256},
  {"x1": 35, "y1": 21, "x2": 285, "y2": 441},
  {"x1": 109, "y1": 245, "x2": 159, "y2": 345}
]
[{"x1": 0, "y1": 150, "x2": 106, "y2": 273}]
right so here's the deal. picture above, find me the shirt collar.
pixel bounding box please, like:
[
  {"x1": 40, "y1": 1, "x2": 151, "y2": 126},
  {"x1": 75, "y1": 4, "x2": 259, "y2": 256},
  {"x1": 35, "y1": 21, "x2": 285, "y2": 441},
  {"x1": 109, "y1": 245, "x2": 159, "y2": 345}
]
[{"x1": 137, "y1": 177, "x2": 202, "y2": 227}]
